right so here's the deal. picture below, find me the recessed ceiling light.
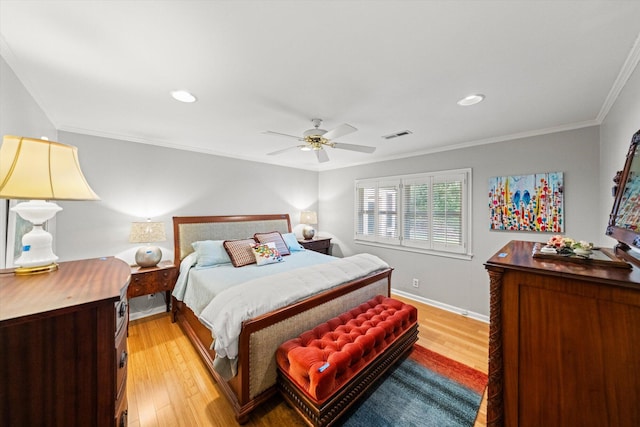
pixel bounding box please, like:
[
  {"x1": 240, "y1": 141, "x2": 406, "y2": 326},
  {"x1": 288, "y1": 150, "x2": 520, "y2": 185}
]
[
  {"x1": 170, "y1": 90, "x2": 197, "y2": 103},
  {"x1": 457, "y1": 94, "x2": 485, "y2": 106}
]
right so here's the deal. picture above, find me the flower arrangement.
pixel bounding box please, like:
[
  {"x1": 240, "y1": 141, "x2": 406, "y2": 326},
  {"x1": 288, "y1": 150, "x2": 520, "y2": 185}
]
[{"x1": 545, "y1": 235, "x2": 594, "y2": 255}]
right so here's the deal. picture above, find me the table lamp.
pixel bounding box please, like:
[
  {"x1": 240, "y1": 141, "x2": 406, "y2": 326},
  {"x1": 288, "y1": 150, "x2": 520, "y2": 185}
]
[
  {"x1": 300, "y1": 210, "x2": 318, "y2": 240},
  {"x1": 129, "y1": 220, "x2": 166, "y2": 267},
  {"x1": 0, "y1": 135, "x2": 100, "y2": 274}
]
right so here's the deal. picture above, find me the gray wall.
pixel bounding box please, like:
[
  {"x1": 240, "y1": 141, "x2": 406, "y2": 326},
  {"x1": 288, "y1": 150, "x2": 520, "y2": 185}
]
[
  {"x1": 0, "y1": 56, "x2": 56, "y2": 141},
  {"x1": 600, "y1": 65, "x2": 640, "y2": 249},
  {"x1": 319, "y1": 127, "x2": 600, "y2": 317},
  {"x1": 55, "y1": 132, "x2": 319, "y2": 263}
]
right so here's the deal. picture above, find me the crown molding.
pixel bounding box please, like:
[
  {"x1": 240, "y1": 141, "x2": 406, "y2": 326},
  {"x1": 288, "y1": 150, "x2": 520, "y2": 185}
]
[{"x1": 597, "y1": 31, "x2": 640, "y2": 123}]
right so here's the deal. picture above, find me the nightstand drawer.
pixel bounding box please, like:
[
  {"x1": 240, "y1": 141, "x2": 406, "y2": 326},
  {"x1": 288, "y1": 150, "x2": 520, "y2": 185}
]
[
  {"x1": 128, "y1": 262, "x2": 177, "y2": 313},
  {"x1": 299, "y1": 238, "x2": 331, "y2": 254},
  {"x1": 128, "y1": 269, "x2": 174, "y2": 297}
]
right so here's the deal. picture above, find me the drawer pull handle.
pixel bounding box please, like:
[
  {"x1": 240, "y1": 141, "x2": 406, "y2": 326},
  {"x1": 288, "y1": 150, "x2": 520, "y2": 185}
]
[
  {"x1": 119, "y1": 409, "x2": 128, "y2": 427},
  {"x1": 120, "y1": 350, "x2": 128, "y2": 368},
  {"x1": 119, "y1": 302, "x2": 128, "y2": 318}
]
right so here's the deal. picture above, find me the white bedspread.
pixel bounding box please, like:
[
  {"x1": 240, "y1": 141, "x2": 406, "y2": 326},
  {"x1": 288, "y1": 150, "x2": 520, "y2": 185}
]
[
  {"x1": 189, "y1": 253, "x2": 389, "y2": 378},
  {"x1": 200, "y1": 252, "x2": 388, "y2": 355},
  {"x1": 174, "y1": 250, "x2": 334, "y2": 316}
]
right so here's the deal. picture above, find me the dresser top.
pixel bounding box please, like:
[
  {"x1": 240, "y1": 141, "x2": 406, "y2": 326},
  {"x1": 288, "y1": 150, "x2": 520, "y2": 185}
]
[
  {"x1": 485, "y1": 240, "x2": 640, "y2": 289},
  {"x1": 0, "y1": 256, "x2": 131, "y2": 325}
]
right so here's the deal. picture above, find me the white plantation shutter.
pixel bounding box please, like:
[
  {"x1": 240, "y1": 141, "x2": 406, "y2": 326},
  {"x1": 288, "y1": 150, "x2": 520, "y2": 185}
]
[
  {"x1": 355, "y1": 180, "x2": 400, "y2": 244},
  {"x1": 376, "y1": 181, "x2": 399, "y2": 242},
  {"x1": 431, "y1": 173, "x2": 465, "y2": 253},
  {"x1": 402, "y1": 178, "x2": 430, "y2": 248},
  {"x1": 356, "y1": 169, "x2": 471, "y2": 257},
  {"x1": 355, "y1": 183, "x2": 376, "y2": 240}
]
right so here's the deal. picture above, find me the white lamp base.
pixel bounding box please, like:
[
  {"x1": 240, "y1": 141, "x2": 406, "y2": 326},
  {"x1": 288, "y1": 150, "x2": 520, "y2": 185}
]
[{"x1": 11, "y1": 200, "x2": 61, "y2": 271}]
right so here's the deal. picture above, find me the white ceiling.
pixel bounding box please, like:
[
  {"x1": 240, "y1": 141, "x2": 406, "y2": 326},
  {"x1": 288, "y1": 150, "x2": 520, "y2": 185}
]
[{"x1": 1, "y1": 1, "x2": 639, "y2": 171}]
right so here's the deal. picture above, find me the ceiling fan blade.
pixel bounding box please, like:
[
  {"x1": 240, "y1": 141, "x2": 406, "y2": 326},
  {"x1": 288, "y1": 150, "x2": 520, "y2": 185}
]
[
  {"x1": 323, "y1": 123, "x2": 357, "y2": 140},
  {"x1": 267, "y1": 145, "x2": 305, "y2": 156},
  {"x1": 315, "y1": 149, "x2": 330, "y2": 163},
  {"x1": 263, "y1": 131, "x2": 304, "y2": 141},
  {"x1": 332, "y1": 142, "x2": 376, "y2": 154}
]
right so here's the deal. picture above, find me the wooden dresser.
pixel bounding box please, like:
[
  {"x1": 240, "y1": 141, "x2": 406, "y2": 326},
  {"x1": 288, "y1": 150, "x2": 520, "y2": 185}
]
[
  {"x1": 485, "y1": 240, "x2": 640, "y2": 427},
  {"x1": 0, "y1": 257, "x2": 131, "y2": 427}
]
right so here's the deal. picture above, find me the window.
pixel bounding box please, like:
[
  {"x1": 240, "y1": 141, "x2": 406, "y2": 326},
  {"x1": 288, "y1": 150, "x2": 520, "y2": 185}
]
[{"x1": 355, "y1": 169, "x2": 471, "y2": 257}]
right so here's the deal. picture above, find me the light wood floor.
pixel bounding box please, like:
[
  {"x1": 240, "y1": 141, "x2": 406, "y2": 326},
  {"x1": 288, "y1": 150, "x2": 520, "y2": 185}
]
[{"x1": 127, "y1": 294, "x2": 489, "y2": 427}]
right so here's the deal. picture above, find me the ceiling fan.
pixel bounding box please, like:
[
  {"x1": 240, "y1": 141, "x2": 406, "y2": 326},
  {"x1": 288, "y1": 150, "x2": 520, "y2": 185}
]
[{"x1": 265, "y1": 118, "x2": 376, "y2": 163}]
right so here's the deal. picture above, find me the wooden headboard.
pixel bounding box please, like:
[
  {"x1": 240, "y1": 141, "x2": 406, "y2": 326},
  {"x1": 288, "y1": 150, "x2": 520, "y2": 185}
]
[{"x1": 172, "y1": 214, "x2": 292, "y2": 267}]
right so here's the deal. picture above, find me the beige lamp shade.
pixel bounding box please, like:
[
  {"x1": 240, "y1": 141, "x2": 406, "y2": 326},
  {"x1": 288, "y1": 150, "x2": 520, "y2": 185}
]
[
  {"x1": 129, "y1": 221, "x2": 167, "y2": 243},
  {"x1": 0, "y1": 135, "x2": 100, "y2": 200},
  {"x1": 300, "y1": 210, "x2": 318, "y2": 225}
]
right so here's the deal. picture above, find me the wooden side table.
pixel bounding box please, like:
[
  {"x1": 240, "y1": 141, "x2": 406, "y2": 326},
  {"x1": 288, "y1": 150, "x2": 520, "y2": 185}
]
[
  {"x1": 128, "y1": 260, "x2": 177, "y2": 312},
  {"x1": 298, "y1": 237, "x2": 332, "y2": 255}
]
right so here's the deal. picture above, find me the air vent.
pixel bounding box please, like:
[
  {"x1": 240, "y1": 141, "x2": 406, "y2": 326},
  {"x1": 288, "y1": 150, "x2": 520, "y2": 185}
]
[{"x1": 382, "y1": 130, "x2": 413, "y2": 140}]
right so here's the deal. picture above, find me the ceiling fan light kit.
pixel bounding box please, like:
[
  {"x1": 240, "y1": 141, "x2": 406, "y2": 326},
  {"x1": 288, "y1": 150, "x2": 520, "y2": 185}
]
[{"x1": 265, "y1": 118, "x2": 376, "y2": 163}]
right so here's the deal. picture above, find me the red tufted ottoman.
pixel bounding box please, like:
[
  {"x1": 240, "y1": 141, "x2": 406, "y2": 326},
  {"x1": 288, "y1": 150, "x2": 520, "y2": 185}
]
[{"x1": 276, "y1": 295, "x2": 418, "y2": 427}]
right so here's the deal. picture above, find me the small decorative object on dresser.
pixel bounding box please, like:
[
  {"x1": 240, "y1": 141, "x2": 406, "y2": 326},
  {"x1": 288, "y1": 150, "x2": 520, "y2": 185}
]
[
  {"x1": 128, "y1": 260, "x2": 177, "y2": 312},
  {"x1": 0, "y1": 257, "x2": 131, "y2": 426},
  {"x1": 298, "y1": 237, "x2": 332, "y2": 255}
]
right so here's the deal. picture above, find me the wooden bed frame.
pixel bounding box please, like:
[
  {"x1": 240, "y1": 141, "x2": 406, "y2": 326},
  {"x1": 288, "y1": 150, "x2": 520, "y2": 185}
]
[{"x1": 171, "y1": 214, "x2": 393, "y2": 423}]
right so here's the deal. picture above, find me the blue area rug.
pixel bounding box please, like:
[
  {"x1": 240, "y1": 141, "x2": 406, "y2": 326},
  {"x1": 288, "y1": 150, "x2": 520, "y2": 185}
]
[{"x1": 339, "y1": 345, "x2": 487, "y2": 427}]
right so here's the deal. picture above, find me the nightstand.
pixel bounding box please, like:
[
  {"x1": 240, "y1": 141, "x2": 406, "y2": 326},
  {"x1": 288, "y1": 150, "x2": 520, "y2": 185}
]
[
  {"x1": 298, "y1": 237, "x2": 332, "y2": 255},
  {"x1": 128, "y1": 260, "x2": 177, "y2": 312}
]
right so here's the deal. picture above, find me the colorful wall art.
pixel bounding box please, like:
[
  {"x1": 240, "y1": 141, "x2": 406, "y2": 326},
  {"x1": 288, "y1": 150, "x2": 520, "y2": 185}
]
[{"x1": 489, "y1": 172, "x2": 564, "y2": 232}]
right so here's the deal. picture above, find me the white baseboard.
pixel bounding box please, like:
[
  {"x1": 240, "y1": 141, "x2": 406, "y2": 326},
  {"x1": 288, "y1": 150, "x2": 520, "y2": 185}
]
[{"x1": 391, "y1": 288, "x2": 489, "y2": 323}]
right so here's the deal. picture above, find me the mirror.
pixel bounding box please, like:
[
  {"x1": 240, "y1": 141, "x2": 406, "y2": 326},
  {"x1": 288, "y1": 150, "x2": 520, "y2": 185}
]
[{"x1": 606, "y1": 129, "x2": 640, "y2": 265}]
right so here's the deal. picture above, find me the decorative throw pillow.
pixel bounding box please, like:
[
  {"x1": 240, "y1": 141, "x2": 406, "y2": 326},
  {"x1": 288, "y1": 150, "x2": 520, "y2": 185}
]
[
  {"x1": 251, "y1": 242, "x2": 283, "y2": 266},
  {"x1": 192, "y1": 240, "x2": 231, "y2": 268},
  {"x1": 254, "y1": 231, "x2": 290, "y2": 256},
  {"x1": 223, "y1": 238, "x2": 258, "y2": 267},
  {"x1": 282, "y1": 232, "x2": 305, "y2": 252}
]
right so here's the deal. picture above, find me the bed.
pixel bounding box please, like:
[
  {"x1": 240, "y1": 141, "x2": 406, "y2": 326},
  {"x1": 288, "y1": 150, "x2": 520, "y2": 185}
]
[{"x1": 171, "y1": 214, "x2": 393, "y2": 423}]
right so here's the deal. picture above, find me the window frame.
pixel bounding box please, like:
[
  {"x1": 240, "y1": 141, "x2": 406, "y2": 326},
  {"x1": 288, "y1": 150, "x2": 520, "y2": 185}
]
[{"x1": 354, "y1": 168, "x2": 473, "y2": 260}]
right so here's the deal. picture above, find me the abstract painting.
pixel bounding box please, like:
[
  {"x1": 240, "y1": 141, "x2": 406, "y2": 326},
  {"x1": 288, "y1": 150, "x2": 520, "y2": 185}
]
[{"x1": 489, "y1": 172, "x2": 563, "y2": 232}]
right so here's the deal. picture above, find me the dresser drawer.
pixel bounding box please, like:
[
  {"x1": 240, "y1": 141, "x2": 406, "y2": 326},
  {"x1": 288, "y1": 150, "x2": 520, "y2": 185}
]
[
  {"x1": 115, "y1": 392, "x2": 128, "y2": 427},
  {"x1": 115, "y1": 323, "x2": 128, "y2": 400},
  {"x1": 115, "y1": 297, "x2": 128, "y2": 336}
]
